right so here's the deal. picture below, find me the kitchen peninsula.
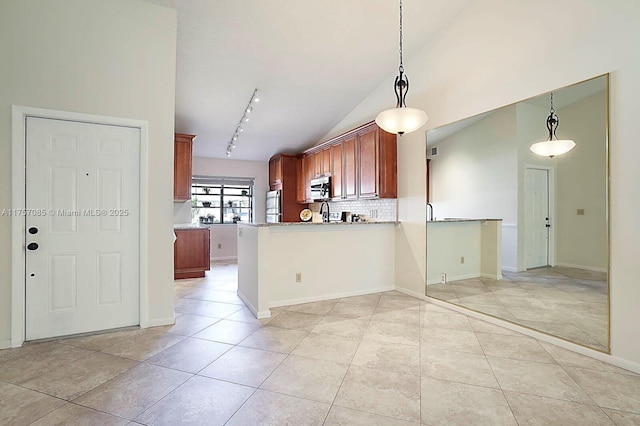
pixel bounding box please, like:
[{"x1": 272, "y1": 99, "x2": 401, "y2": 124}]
[
  {"x1": 426, "y1": 219, "x2": 502, "y2": 285},
  {"x1": 237, "y1": 221, "x2": 398, "y2": 318}
]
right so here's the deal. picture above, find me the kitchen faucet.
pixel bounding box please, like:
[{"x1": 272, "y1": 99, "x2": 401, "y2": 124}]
[
  {"x1": 319, "y1": 201, "x2": 330, "y2": 223},
  {"x1": 426, "y1": 203, "x2": 434, "y2": 221}
]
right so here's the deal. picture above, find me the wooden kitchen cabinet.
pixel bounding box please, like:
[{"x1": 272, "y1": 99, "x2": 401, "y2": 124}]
[
  {"x1": 297, "y1": 121, "x2": 397, "y2": 201},
  {"x1": 358, "y1": 126, "x2": 378, "y2": 198},
  {"x1": 174, "y1": 133, "x2": 196, "y2": 202},
  {"x1": 269, "y1": 154, "x2": 306, "y2": 221},
  {"x1": 269, "y1": 155, "x2": 282, "y2": 187},
  {"x1": 301, "y1": 153, "x2": 316, "y2": 202},
  {"x1": 174, "y1": 227, "x2": 210, "y2": 279},
  {"x1": 343, "y1": 136, "x2": 358, "y2": 199},
  {"x1": 331, "y1": 143, "x2": 343, "y2": 199},
  {"x1": 321, "y1": 147, "x2": 331, "y2": 176},
  {"x1": 377, "y1": 125, "x2": 398, "y2": 198}
]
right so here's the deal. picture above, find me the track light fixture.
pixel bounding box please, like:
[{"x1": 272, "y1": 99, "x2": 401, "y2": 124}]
[{"x1": 226, "y1": 88, "x2": 259, "y2": 157}]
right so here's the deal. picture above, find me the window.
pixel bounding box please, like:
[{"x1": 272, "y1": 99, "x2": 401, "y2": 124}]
[{"x1": 191, "y1": 176, "x2": 254, "y2": 224}]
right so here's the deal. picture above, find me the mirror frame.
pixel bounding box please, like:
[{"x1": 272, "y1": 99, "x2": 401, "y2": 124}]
[{"x1": 424, "y1": 73, "x2": 610, "y2": 353}]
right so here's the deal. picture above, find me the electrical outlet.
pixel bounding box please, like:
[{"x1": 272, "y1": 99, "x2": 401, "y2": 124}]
[
  {"x1": 577, "y1": 208, "x2": 585, "y2": 215},
  {"x1": 217, "y1": 243, "x2": 222, "y2": 249},
  {"x1": 295, "y1": 272, "x2": 302, "y2": 283},
  {"x1": 440, "y1": 273, "x2": 447, "y2": 284},
  {"x1": 238, "y1": 228, "x2": 243, "y2": 237},
  {"x1": 460, "y1": 256, "x2": 464, "y2": 264},
  {"x1": 369, "y1": 209, "x2": 378, "y2": 219}
]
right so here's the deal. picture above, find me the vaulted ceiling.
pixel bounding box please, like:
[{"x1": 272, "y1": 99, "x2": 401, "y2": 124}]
[{"x1": 146, "y1": 0, "x2": 471, "y2": 160}]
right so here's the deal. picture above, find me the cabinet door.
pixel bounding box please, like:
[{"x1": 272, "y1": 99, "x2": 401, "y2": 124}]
[
  {"x1": 331, "y1": 143, "x2": 344, "y2": 199},
  {"x1": 174, "y1": 134, "x2": 195, "y2": 202},
  {"x1": 358, "y1": 126, "x2": 379, "y2": 198},
  {"x1": 378, "y1": 128, "x2": 398, "y2": 198},
  {"x1": 269, "y1": 155, "x2": 282, "y2": 187},
  {"x1": 322, "y1": 147, "x2": 331, "y2": 176},
  {"x1": 296, "y1": 156, "x2": 306, "y2": 203},
  {"x1": 301, "y1": 154, "x2": 313, "y2": 202},
  {"x1": 343, "y1": 136, "x2": 358, "y2": 199}
]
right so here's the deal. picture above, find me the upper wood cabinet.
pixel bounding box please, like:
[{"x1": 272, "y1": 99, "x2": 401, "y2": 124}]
[
  {"x1": 269, "y1": 155, "x2": 283, "y2": 188},
  {"x1": 343, "y1": 136, "x2": 358, "y2": 199},
  {"x1": 331, "y1": 143, "x2": 344, "y2": 200},
  {"x1": 321, "y1": 147, "x2": 331, "y2": 176},
  {"x1": 174, "y1": 133, "x2": 196, "y2": 202},
  {"x1": 358, "y1": 126, "x2": 378, "y2": 198},
  {"x1": 377, "y1": 125, "x2": 398, "y2": 199},
  {"x1": 269, "y1": 153, "x2": 306, "y2": 221},
  {"x1": 294, "y1": 121, "x2": 397, "y2": 202}
]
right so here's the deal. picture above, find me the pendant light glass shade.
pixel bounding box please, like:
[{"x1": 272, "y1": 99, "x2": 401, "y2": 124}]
[
  {"x1": 530, "y1": 92, "x2": 575, "y2": 158},
  {"x1": 376, "y1": 107, "x2": 428, "y2": 135},
  {"x1": 376, "y1": 0, "x2": 427, "y2": 136},
  {"x1": 530, "y1": 139, "x2": 576, "y2": 157}
]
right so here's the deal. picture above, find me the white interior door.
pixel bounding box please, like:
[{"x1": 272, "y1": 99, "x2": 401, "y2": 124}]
[
  {"x1": 525, "y1": 168, "x2": 550, "y2": 269},
  {"x1": 25, "y1": 117, "x2": 140, "y2": 340}
]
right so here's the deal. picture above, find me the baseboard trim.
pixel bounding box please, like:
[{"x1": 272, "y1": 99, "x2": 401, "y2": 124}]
[
  {"x1": 481, "y1": 273, "x2": 502, "y2": 280},
  {"x1": 237, "y1": 289, "x2": 270, "y2": 319},
  {"x1": 502, "y1": 266, "x2": 517, "y2": 273},
  {"x1": 555, "y1": 263, "x2": 607, "y2": 273},
  {"x1": 0, "y1": 339, "x2": 11, "y2": 350},
  {"x1": 427, "y1": 273, "x2": 480, "y2": 285},
  {"x1": 211, "y1": 256, "x2": 238, "y2": 261},
  {"x1": 141, "y1": 316, "x2": 175, "y2": 328},
  {"x1": 270, "y1": 286, "x2": 394, "y2": 309}
]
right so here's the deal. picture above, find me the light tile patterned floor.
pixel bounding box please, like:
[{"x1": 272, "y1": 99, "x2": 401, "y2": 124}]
[
  {"x1": 427, "y1": 266, "x2": 608, "y2": 351},
  {"x1": 1, "y1": 261, "x2": 638, "y2": 425}
]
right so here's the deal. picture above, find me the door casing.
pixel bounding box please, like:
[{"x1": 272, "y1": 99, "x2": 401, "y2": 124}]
[{"x1": 11, "y1": 105, "x2": 150, "y2": 347}]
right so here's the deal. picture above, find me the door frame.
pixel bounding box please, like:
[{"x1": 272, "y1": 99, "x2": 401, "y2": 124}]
[
  {"x1": 524, "y1": 164, "x2": 556, "y2": 269},
  {"x1": 11, "y1": 105, "x2": 149, "y2": 347}
]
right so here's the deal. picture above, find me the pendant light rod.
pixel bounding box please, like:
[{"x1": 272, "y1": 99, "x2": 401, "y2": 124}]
[
  {"x1": 375, "y1": 0, "x2": 428, "y2": 136},
  {"x1": 394, "y1": 0, "x2": 408, "y2": 109}
]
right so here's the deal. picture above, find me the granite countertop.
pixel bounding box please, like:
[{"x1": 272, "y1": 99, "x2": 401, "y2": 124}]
[
  {"x1": 427, "y1": 218, "x2": 502, "y2": 223},
  {"x1": 174, "y1": 223, "x2": 211, "y2": 229},
  {"x1": 239, "y1": 221, "x2": 400, "y2": 227}
]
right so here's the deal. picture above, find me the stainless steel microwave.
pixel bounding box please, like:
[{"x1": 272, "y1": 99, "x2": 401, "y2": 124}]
[{"x1": 310, "y1": 176, "x2": 331, "y2": 201}]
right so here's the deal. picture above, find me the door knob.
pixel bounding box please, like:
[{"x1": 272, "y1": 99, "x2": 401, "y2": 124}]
[
  {"x1": 27, "y1": 242, "x2": 39, "y2": 251},
  {"x1": 28, "y1": 227, "x2": 39, "y2": 234}
]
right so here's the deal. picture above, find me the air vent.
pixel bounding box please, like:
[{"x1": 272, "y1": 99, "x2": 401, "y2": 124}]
[{"x1": 427, "y1": 146, "x2": 439, "y2": 158}]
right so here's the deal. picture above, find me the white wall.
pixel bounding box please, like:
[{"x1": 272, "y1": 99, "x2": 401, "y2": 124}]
[
  {"x1": 0, "y1": 0, "x2": 177, "y2": 346},
  {"x1": 208, "y1": 225, "x2": 238, "y2": 260},
  {"x1": 555, "y1": 92, "x2": 607, "y2": 271},
  {"x1": 429, "y1": 106, "x2": 518, "y2": 270},
  {"x1": 321, "y1": 0, "x2": 640, "y2": 365}
]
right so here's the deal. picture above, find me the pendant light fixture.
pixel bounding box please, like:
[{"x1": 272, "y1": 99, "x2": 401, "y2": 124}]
[
  {"x1": 530, "y1": 92, "x2": 576, "y2": 158},
  {"x1": 375, "y1": 0, "x2": 428, "y2": 135}
]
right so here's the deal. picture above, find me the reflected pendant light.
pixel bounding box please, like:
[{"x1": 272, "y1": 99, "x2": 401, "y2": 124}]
[
  {"x1": 375, "y1": 0, "x2": 428, "y2": 135},
  {"x1": 530, "y1": 92, "x2": 576, "y2": 158}
]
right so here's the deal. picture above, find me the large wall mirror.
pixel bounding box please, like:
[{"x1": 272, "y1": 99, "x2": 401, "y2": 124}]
[{"x1": 425, "y1": 74, "x2": 609, "y2": 352}]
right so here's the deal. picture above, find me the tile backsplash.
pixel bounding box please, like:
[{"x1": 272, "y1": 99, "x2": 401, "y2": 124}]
[{"x1": 310, "y1": 198, "x2": 397, "y2": 221}]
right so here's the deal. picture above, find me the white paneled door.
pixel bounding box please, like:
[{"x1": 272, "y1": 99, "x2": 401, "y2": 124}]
[
  {"x1": 25, "y1": 117, "x2": 140, "y2": 340},
  {"x1": 525, "y1": 167, "x2": 550, "y2": 269}
]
